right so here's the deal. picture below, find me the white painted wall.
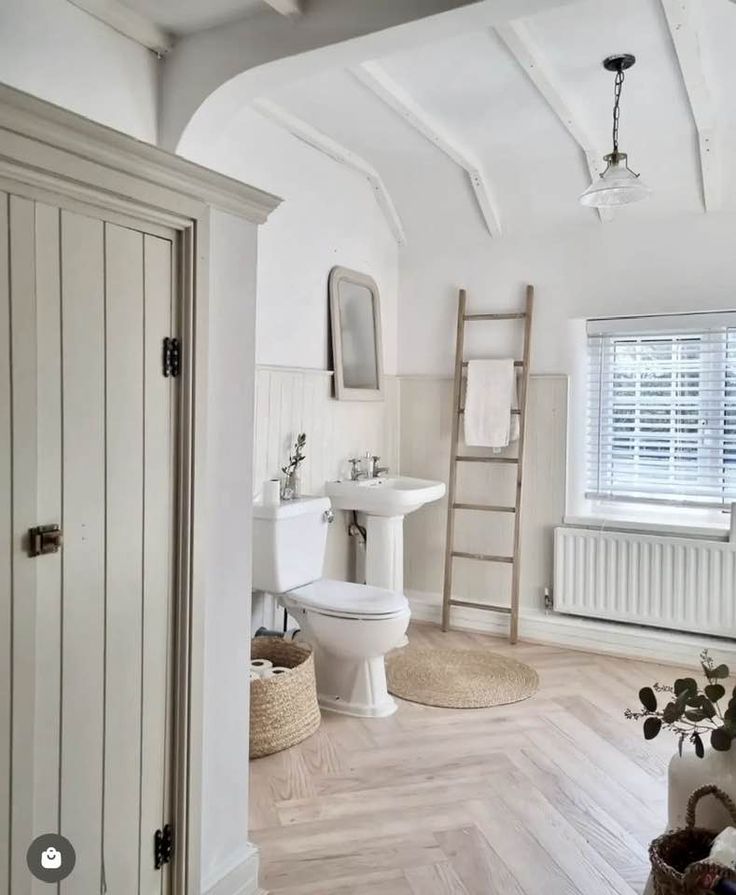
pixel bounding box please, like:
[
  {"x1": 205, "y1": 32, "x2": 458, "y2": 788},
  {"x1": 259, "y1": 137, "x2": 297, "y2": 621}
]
[
  {"x1": 398, "y1": 213, "x2": 736, "y2": 377},
  {"x1": 180, "y1": 108, "x2": 399, "y2": 373},
  {"x1": 201, "y1": 209, "x2": 260, "y2": 892},
  {"x1": 0, "y1": 0, "x2": 158, "y2": 143},
  {"x1": 397, "y1": 211, "x2": 736, "y2": 620}
]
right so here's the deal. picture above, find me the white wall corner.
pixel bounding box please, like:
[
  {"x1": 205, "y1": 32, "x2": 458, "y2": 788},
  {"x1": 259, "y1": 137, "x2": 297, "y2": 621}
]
[{"x1": 203, "y1": 842, "x2": 260, "y2": 895}]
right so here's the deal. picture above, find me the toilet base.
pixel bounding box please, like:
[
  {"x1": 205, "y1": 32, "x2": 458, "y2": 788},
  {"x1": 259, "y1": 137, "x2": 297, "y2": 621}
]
[
  {"x1": 313, "y1": 650, "x2": 399, "y2": 719},
  {"x1": 318, "y1": 691, "x2": 398, "y2": 718}
]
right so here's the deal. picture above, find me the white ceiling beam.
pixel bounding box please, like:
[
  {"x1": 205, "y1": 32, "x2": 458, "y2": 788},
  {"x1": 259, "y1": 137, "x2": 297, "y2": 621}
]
[
  {"x1": 252, "y1": 99, "x2": 406, "y2": 246},
  {"x1": 67, "y1": 0, "x2": 173, "y2": 55},
  {"x1": 354, "y1": 61, "x2": 502, "y2": 239},
  {"x1": 262, "y1": 0, "x2": 302, "y2": 16},
  {"x1": 660, "y1": 0, "x2": 720, "y2": 212},
  {"x1": 496, "y1": 20, "x2": 613, "y2": 223}
]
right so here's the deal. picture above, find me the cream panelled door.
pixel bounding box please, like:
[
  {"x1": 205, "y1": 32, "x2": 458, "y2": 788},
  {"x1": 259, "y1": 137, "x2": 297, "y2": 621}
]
[{"x1": 0, "y1": 189, "x2": 179, "y2": 894}]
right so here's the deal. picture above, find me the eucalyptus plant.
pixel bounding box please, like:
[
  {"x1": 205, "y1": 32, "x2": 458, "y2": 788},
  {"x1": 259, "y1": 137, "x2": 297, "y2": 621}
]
[
  {"x1": 625, "y1": 651, "x2": 735, "y2": 758},
  {"x1": 282, "y1": 433, "x2": 307, "y2": 479}
]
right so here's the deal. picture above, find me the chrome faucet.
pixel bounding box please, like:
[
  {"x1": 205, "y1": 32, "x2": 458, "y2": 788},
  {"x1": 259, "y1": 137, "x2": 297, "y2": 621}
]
[{"x1": 349, "y1": 455, "x2": 389, "y2": 480}]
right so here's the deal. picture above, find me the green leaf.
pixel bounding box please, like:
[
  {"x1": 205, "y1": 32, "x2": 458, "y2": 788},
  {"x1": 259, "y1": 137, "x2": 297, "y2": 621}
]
[
  {"x1": 705, "y1": 684, "x2": 726, "y2": 703},
  {"x1": 674, "y1": 677, "x2": 698, "y2": 697},
  {"x1": 711, "y1": 728, "x2": 733, "y2": 752},
  {"x1": 678, "y1": 734, "x2": 685, "y2": 758},
  {"x1": 662, "y1": 702, "x2": 681, "y2": 724},
  {"x1": 712, "y1": 664, "x2": 730, "y2": 680},
  {"x1": 699, "y1": 697, "x2": 717, "y2": 719},
  {"x1": 685, "y1": 709, "x2": 706, "y2": 723},
  {"x1": 639, "y1": 687, "x2": 657, "y2": 712},
  {"x1": 644, "y1": 717, "x2": 662, "y2": 740},
  {"x1": 693, "y1": 733, "x2": 705, "y2": 759}
]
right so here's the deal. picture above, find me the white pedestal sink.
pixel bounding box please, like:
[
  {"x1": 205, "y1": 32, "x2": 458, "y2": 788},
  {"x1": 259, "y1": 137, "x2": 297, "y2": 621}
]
[{"x1": 326, "y1": 476, "x2": 446, "y2": 593}]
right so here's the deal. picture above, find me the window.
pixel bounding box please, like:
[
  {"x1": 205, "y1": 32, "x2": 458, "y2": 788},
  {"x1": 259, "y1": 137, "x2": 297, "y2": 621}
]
[{"x1": 587, "y1": 313, "x2": 736, "y2": 508}]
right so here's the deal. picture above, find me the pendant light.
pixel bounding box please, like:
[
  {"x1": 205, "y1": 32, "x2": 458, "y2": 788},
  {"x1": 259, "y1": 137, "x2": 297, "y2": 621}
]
[{"x1": 580, "y1": 54, "x2": 651, "y2": 208}]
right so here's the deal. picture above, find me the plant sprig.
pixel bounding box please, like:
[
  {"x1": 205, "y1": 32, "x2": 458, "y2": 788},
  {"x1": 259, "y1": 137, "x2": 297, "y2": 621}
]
[
  {"x1": 625, "y1": 650, "x2": 735, "y2": 758},
  {"x1": 281, "y1": 433, "x2": 307, "y2": 478}
]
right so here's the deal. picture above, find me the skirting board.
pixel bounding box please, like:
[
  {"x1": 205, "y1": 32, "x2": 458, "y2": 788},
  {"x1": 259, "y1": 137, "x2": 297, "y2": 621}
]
[
  {"x1": 203, "y1": 844, "x2": 260, "y2": 895},
  {"x1": 408, "y1": 591, "x2": 736, "y2": 668}
]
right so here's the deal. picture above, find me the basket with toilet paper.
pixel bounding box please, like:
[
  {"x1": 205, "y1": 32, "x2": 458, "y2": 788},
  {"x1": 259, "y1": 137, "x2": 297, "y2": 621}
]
[
  {"x1": 650, "y1": 785, "x2": 736, "y2": 894},
  {"x1": 249, "y1": 637, "x2": 321, "y2": 759}
]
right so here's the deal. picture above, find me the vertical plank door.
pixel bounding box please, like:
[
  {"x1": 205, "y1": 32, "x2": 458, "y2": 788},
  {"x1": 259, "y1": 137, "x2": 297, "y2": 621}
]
[{"x1": 2, "y1": 190, "x2": 178, "y2": 895}]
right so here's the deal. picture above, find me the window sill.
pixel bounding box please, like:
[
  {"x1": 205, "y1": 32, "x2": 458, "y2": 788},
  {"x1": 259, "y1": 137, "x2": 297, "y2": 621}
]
[{"x1": 565, "y1": 503, "x2": 733, "y2": 541}]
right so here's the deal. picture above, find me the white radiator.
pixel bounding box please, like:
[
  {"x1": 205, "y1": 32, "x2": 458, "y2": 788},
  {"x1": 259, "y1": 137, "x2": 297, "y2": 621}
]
[{"x1": 553, "y1": 527, "x2": 736, "y2": 638}]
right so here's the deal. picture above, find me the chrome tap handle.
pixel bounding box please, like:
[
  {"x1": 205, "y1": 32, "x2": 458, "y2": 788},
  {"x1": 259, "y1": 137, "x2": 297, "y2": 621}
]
[{"x1": 348, "y1": 458, "x2": 362, "y2": 481}]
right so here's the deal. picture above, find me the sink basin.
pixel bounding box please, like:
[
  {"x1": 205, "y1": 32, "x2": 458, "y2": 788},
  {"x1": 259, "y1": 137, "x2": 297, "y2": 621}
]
[{"x1": 326, "y1": 476, "x2": 446, "y2": 518}]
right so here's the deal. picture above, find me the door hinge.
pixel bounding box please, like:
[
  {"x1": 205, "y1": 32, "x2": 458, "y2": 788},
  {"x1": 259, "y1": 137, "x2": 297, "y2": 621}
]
[
  {"x1": 154, "y1": 824, "x2": 174, "y2": 870},
  {"x1": 162, "y1": 337, "x2": 181, "y2": 378}
]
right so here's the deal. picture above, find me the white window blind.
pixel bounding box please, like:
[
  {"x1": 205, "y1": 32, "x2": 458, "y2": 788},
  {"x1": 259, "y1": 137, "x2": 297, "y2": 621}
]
[{"x1": 587, "y1": 313, "x2": 736, "y2": 508}]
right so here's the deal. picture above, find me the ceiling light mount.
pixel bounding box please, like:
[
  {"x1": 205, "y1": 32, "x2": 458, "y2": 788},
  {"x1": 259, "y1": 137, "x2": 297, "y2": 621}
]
[
  {"x1": 579, "y1": 52, "x2": 651, "y2": 209},
  {"x1": 602, "y1": 53, "x2": 636, "y2": 73}
]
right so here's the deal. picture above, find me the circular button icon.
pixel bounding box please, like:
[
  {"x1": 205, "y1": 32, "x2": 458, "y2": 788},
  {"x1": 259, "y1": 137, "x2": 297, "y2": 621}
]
[{"x1": 27, "y1": 834, "x2": 76, "y2": 883}]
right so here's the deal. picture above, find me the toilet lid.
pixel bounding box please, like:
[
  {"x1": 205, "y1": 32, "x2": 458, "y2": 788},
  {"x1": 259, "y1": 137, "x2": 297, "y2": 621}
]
[{"x1": 288, "y1": 579, "x2": 408, "y2": 618}]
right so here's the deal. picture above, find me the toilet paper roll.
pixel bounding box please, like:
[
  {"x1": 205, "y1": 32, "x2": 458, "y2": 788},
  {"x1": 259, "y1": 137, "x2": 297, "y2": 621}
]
[
  {"x1": 262, "y1": 479, "x2": 281, "y2": 507},
  {"x1": 270, "y1": 667, "x2": 290, "y2": 676},
  {"x1": 249, "y1": 670, "x2": 260, "y2": 682},
  {"x1": 250, "y1": 658, "x2": 273, "y2": 676}
]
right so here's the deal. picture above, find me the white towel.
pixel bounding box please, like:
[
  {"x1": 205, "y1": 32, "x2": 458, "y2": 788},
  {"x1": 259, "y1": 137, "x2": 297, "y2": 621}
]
[{"x1": 464, "y1": 359, "x2": 518, "y2": 448}]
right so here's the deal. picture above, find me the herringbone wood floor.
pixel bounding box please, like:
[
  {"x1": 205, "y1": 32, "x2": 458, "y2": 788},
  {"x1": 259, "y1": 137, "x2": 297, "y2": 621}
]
[{"x1": 250, "y1": 622, "x2": 685, "y2": 895}]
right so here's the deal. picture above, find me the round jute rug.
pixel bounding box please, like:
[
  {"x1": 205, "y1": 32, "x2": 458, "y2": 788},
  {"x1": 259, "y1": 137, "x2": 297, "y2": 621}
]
[{"x1": 386, "y1": 647, "x2": 538, "y2": 709}]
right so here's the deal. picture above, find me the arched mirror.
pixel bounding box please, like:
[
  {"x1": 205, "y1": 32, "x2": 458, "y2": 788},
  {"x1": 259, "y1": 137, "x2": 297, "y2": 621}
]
[{"x1": 329, "y1": 266, "x2": 384, "y2": 401}]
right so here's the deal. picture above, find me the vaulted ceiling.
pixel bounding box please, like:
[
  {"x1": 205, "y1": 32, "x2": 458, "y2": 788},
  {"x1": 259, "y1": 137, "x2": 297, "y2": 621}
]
[{"x1": 224, "y1": 0, "x2": 736, "y2": 246}]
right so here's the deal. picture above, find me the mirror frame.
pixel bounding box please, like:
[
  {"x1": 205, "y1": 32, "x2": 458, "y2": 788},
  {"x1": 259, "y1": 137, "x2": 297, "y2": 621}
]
[{"x1": 329, "y1": 266, "x2": 385, "y2": 401}]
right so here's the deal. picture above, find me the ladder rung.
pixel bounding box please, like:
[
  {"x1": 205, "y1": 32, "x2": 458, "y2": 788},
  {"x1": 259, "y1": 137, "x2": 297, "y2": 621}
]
[
  {"x1": 452, "y1": 503, "x2": 516, "y2": 513},
  {"x1": 461, "y1": 361, "x2": 524, "y2": 368},
  {"x1": 451, "y1": 551, "x2": 514, "y2": 564},
  {"x1": 464, "y1": 313, "x2": 526, "y2": 321},
  {"x1": 458, "y1": 409, "x2": 521, "y2": 415},
  {"x1": 449, "y1": 599, "x2": 512, "y2": 614},
  {"x1": 455, "y1": 455, "x2": 519, "y2": 464}
]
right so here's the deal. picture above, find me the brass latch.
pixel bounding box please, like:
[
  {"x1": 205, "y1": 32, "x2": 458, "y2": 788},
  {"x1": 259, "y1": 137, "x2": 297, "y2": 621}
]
[{"x1": 27, "y1": 524, "x2": 63, "y2": 558}]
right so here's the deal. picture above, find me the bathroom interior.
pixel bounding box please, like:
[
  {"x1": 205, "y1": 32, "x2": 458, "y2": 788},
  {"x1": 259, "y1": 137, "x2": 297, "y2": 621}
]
[{"x1": 2, "y1": 0, "x2": 736, "y2": 893}]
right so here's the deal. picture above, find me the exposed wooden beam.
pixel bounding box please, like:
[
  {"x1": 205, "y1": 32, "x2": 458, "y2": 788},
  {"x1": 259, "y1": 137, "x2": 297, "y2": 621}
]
[
  {"x1": 67, "y1": 0, "x2": 173, "y2": 55},
  {"x1": 354, "y1": 61, "x2": 502, "y2": 238},
  {"x1": 262, "y1": 0, "x2": 302, "y2": 16},
  {"x1": 496, "y1": 20, "x2": 613, "y2": 223},
  {"x1": 252, "y1": 99, "x2": 406, "y2": 246},
  {"x1": 660, "y1": 0, "x2": 720, "y2": 212}
]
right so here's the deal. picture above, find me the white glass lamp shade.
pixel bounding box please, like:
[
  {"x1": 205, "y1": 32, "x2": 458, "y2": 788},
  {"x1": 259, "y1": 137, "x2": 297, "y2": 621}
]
[{"x1": 579, "y1": 152, "x2": 651, "y2": 208}]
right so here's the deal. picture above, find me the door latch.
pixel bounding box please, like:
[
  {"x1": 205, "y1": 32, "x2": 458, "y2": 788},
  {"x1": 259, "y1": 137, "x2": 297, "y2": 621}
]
[{"x1": 27, "y1": 524, "x2": 62, "y2": 558}]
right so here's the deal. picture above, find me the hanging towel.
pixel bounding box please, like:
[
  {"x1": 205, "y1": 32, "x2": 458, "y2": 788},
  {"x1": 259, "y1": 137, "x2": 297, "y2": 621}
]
[{"x1": 464, "y1": 359, "x2": 517, "y2": 448}]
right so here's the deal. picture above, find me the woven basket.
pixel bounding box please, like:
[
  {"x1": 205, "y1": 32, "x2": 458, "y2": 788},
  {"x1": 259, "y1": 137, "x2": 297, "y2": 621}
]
[
  {"x1": 249, "y1": 638, "x2": 321, "y2": 759},
  {"x1": 650, "y1": 784, "x2": 736, "y2": 895}
]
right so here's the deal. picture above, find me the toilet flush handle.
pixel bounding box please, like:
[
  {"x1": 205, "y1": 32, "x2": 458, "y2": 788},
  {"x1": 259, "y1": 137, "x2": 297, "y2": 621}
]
[{"x1": 323, "y1": 509, "x2": 335, "y2": 524}]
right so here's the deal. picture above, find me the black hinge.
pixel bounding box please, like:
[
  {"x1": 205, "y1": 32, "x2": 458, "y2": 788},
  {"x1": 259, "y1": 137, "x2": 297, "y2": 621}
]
[
  {"x1": 162, "y1": 337, "x2": 181, "y2": 378},
  {"x1": 154, "y1": 824, "x2": 174, "y2": 869}
]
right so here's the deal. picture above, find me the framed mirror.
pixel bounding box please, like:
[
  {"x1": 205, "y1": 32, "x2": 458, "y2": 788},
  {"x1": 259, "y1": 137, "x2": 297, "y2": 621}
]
[{"x1": 329, "y1": 266, "x2": 384, "y2": 401}]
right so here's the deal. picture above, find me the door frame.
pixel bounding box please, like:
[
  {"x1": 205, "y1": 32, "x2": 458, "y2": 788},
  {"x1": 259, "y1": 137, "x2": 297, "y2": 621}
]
[{"x1": 0, "y1": 84, "x2": 280, "y2": 893}]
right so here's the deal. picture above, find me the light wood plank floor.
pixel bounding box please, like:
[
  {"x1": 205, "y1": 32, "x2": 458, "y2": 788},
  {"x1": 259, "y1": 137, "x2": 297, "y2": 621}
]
[{"x1": 250, "y1": 623, "x2": 684, "y2": 895}]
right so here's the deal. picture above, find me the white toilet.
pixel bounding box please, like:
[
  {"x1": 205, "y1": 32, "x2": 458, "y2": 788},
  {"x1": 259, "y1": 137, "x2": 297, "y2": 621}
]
[{"x1": 252, "y1": 495, "x2": 410, "y2": 718}]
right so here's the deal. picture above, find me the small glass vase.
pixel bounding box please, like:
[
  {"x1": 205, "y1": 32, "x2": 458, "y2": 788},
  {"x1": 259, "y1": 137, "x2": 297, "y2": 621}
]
[{"x1": 281, "y1": 470, "x2": 301, "y2": 501}]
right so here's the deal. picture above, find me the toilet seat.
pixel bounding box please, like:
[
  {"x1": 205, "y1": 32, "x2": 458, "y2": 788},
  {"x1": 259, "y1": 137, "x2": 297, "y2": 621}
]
[{"x1": 287, "y1": 578, "x2": 408, "y2": 620}]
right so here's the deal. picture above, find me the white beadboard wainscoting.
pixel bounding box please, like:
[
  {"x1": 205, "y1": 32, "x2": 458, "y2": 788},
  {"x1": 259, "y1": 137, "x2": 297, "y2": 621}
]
[
  {"x1": 251, "y1": 365, "x2": 399, "y2": 628},
  {"x1": 400, "y1": 374, "x2": 568, "y2": 612},
  {"x1": 554, "y1": 526, "x2": 736, "y2": 638}
]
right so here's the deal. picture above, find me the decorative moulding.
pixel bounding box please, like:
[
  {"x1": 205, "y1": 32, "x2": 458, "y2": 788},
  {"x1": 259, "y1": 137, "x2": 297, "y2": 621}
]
[{"x1": 0, "y1": 84, "x2": 281, "y2": 224}]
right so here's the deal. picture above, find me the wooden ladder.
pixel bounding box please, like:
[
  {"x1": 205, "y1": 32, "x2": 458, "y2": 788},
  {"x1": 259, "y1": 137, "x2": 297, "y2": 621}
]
[{"x1": 441, "y1": 285, "x2": 534, "y2": 644}]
